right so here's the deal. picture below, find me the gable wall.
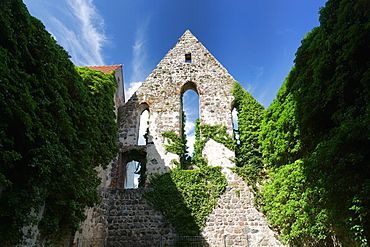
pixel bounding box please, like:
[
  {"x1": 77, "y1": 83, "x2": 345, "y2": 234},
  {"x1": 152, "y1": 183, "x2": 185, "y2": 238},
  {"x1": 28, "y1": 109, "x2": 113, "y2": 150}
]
[
  {"x1": 74, "y1": 30, "x2": 286, "y2": 247},
  {"x1": 118, "y1": 30, "x2": 236, "y2": 174}
]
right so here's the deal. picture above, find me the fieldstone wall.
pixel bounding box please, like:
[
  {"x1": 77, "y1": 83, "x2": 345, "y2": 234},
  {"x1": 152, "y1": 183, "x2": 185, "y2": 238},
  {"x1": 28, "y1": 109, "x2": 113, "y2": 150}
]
[
  {"x1": 202, "y1": 169, "x2": 287, "y2": 247},
  {"x1": 118, "y1": 29, "x2": 236, "y2": 175},
  {"x1": 75, "y1": 30, "x2": 287, "y2": 247},
  {"x1": 75, "y1": 189, "x2": 177, "y2": 247}
]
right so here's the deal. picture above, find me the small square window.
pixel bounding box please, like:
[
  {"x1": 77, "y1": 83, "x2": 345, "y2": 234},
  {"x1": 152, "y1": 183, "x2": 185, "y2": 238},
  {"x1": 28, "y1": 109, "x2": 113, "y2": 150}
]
[{"x1": 185, "y1": 53, "x2": 191, "y2": 63}]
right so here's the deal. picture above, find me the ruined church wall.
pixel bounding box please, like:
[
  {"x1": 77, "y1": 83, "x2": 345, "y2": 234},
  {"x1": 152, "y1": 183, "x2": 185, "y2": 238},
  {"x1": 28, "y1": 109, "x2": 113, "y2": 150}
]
[
  {"x1": 119, "y1": 30, "x2": 236, "y2": 175},
  {"x1": 74, "y1": 30, "x2": 287, "y2": 247}
]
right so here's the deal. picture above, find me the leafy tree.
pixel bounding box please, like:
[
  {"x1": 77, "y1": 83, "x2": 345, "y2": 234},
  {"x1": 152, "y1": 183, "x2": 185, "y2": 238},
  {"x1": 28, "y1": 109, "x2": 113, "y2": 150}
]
[
  {"x1": 0, "y1": 0, "x2": 118, "y2": 245},
  {"x1": 259, "y1": 0, "x2": 370, "y2": 245},
  {"x1": 259, "y1": 160, "x2": 333, "y2": 246}
]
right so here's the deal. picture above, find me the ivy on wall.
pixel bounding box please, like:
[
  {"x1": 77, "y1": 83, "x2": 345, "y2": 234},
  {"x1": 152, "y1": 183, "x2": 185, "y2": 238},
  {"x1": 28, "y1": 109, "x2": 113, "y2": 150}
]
[
  {"x1": 192, "y1": 118, "x2": 236, "y2": 167},
  {"x1": 162, "y1": 111, "x2": 189, "y2": 169},
  {"x1": 154, "y1": 112, "x2": 239, "y2": 235},
  {"x1": 0, "y1": 1, "x2": 118, "y2": 244},
  {"x1": 144, "y1": 166, "x2": 227, "y2": 236},
  {"x1": 231, "y1": 82, "x2": 265, "y2": 189}
]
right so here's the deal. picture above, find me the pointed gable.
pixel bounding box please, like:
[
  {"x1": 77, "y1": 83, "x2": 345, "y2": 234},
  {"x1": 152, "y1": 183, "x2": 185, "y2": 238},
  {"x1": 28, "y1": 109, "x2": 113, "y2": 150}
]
[
  {"x1": 136, "y1": 29, "x2": 235, "y2": 103},
  {"x1": 120, "y1": 30, "x2": 236, "y2": 173}
]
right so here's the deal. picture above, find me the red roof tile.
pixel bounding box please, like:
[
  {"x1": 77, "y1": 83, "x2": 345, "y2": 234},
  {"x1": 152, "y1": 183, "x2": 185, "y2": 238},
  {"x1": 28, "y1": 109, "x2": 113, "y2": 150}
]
[{"x1": 87, "y1": 65, "x2": 122, "y2": 74}]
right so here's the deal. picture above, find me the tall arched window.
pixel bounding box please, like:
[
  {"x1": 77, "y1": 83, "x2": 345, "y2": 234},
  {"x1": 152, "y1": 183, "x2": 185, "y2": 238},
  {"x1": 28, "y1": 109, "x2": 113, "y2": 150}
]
[
  {"x1": 138, "y1": 109, "x2": 149, "y2": 145},
  {"x1": 181, "y1": 82, "x2": 199, "y2": 157},
  {"x1": 232, "y1": 108, "x2": 240, "y2": 145},
  {"x1": 124, "y1": 105, "x2": 149, "y2": 189}
]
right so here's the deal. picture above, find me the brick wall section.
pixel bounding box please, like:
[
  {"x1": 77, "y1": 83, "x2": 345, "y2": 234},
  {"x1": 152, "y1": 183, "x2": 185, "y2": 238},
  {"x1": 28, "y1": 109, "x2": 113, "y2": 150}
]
[
  {"x1": 75, "y1": 189, "x2": 178, "y2": 247},
  {"x1": 104, "y1": 189, "x2": 177, "y2": 246}
]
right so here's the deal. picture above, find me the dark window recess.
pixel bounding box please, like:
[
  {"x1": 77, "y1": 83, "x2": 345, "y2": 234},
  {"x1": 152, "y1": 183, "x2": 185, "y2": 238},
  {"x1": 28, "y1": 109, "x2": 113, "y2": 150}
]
[{"x1": 185, "y1": 53, "x2": 191, "y2": 63}]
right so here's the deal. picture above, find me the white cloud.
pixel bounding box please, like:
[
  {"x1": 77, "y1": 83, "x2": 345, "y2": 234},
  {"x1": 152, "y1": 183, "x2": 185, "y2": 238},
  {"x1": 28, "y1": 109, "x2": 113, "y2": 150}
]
[
  {"x1": 65, "y1": 0, "x2": 106, "y2": 66},
  {"x1": 187, "y1": 134, "x2": 196, "y2": 156},
  {"x1": 124, "y1": 18, "x2": 150, "y2": 101},
  {"x1": 125, "y1": 81, "x2": 143, "y2": 101},
  {"x1": 232, "y1": 108, "x2": 238, "y2": 129},
  {"x1": 25, "y1": 0, "x2": 107, "y2": 66},
  {"x1": 185, "y1": 120, "x2": 196, "y2": 156},
  {"x1": 138, "y1": 110, "x2": 149, "y2": 145},
  {"x1": 254, "y1": 66, "x2": 264, "y2": 81},
  {"x1": 185, "y1": 120, "x2": 195, "y2": 135},
  {"x1": 130, "y1": 18, "x2": 150, "y2": 83}
]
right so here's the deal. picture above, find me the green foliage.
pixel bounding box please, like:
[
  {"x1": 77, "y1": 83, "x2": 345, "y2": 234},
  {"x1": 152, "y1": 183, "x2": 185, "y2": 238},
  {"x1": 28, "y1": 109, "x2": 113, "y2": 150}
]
[
  {"x1": 144, "y1": 166, "x2": 227, "y2": 236},
  {"x1": 257, "y1": 160, "x2": 332, "y2": 246},
  {"x1": 259, "y1": 0, "x2": 370, "y2": 245},
  {"x1": 260, "y1": 73, "x2": 302, "y2": 168},
  {"x1": 162, "y1": 114, "x2": 235, "y2": 169},
  {"x1": 158, "y1": 114, "x2": 233, "y2": 236},
  {"x1": 232, "y1": 82, "x2": 265, "y2": 187},
  {"x1": 162, "y1": 111, "x2": 189, "y2": 169},
  {"x1": 0, "y1": 1, "x2": 118, "y2": 244},
  {"x1": 192, "y1": 118, "x2": 236, "y2": 167}
]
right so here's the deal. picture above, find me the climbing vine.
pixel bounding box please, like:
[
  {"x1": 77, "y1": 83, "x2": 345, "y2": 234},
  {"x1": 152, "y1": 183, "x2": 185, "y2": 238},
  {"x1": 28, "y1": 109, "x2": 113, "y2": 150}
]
[
  {"x1": 161, "y1": 111, "x2": 189, "y2": 169},
  {"x1": 258, "y1": 0, "x2": 370, "y2": 245},
  {"x1": 144, "y1": 166, "x2": 227, "y2": 236},
  {"x1": 0, "y1": 2, "x2": 118, "y2": 244},
  {"x1": 154, "y1": 114, "x2": 237, "y2": 235},
  {"x1": 192, "y1": 118, "x2": 236, "y2": 167},
  {"x1": 231, "y1": 81, "x2": 265, "y2": 189}
]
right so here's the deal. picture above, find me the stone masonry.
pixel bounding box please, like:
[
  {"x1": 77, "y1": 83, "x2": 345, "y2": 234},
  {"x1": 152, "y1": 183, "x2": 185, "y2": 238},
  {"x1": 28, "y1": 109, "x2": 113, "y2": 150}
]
[
  {"x1": 118, "y1": 29, "x2": 236, "y2": 176},
  {"x1": 202, "y1": 168, "x2": 286, "y2": 246},
  {"x1": 75, "y1": 30, "x2": 287, "y2": 246},
  {"x1": 75, "y1": 189, "x2": 177, "y2": 247}
]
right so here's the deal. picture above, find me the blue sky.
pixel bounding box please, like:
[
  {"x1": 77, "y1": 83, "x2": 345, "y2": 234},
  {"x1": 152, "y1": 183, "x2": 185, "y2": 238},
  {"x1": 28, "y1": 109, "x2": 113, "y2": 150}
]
[
  {"x1": 23, "y1": 0, "x2": 326, "y2": 108},
  {"x1": 23, "y1": 0, "x2": 327, "y2": 154}
]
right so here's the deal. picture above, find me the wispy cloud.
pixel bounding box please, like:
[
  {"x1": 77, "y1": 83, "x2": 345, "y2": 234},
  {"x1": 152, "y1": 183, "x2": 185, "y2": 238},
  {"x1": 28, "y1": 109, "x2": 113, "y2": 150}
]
[
  {"x1": 130, "y1": 19, "x2": 150, "y2": 83},
  {"x1": 125, "y1": 81, "x2": 142, "y2": 101},
  {"x1": 138, "y1": 110, "x2": 149, "y2": 145},
  {"x1": 125, "y1": 18, "x2": 151, "y2": 101},
  {"x1": 185, "y1": 120, "x2": 196, "y2": 155},
  {"x1": 276, "y1": 28, "x2": 295, "y2": 35},
  {"x1": 185, "y1": 120, "x2": 195, "y2": 136},
  {"x1": 187, "y1": 134, "x2": 196, "y2": 156},
  {"x1": 182, "y1": 90, "x2": 199, "y2": 156},
  {"x1": 37, "y1": 0, "x2": 107, "y2": 66},
  {"x1": 65, "y1": 0, "x2": 106, "y2": 66}
]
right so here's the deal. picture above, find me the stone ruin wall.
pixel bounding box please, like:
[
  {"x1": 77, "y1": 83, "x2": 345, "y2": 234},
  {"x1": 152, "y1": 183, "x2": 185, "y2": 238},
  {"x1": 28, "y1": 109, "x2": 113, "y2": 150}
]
[
  {"x1": 118, "y1": 30, "x2": 236, "y2": 175},
  {"x1": 74, "y1": 30, "x2": 287, "y2": 246}
]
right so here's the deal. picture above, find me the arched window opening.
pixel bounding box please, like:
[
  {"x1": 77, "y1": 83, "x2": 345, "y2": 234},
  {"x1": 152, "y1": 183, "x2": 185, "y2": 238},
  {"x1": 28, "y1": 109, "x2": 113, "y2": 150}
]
[
  {"x1": 125, "y1": 160, "x2": 141, "y2": 189},
  {"x1": 232, "y1": 108, "x2": 240, "y2": 145},
  {"x1": 181, "y1": 82, "x2": 199, "y2": 158},
  {"x1": 138, "y1": 109, "x2": 149, "y2": 145},
  {"x1": 123, "y1": 148, "x2": 146, "y2": 189}
]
